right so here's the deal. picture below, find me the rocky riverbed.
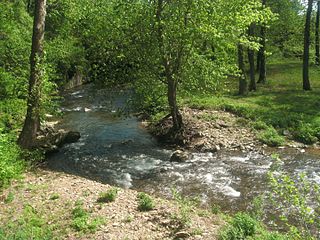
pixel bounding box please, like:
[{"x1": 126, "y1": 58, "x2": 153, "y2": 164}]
[{"x1": 149, "y1": 107, "x2": 262, "y2": 153}]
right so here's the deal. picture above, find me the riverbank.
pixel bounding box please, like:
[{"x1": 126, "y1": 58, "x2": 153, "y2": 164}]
[
  {"x1": 0, "y1": 169, "x2": 222, "y2": 240},
  {"x1": 149, "y1": 106, "x2": 312, "y2": 154}
]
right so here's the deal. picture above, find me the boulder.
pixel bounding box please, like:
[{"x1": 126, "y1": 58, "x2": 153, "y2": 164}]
[
  {"x1": 170, "y1": 150, "x2": 190, "y2": 162},
  {"x1": 62, "y1": 131, "x2": 81, "y2": 145}
]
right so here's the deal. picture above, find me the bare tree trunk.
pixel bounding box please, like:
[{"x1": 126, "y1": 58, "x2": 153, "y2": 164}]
[
  {"x1": 238, "y1": 44, "x2": 248, "y2": 95},
  {"x1": 248, "y1": 25, "x2": 256, "y2": 91},
  {"x1": 18, "y1": 0, "x2": 47, "y2": 149},
  {"x1": 258, "y1": 0, "x2": 267, "y2": 84},
  {"x1": 303, "y1": 0, "x2": 313, "y2": 91},
  {"x1": 316, "y1": 0, "x2": 320, "y2": 65}
]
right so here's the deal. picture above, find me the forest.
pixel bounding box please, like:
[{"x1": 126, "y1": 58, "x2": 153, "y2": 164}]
[{"x1": 0, "y1": 0, "x2": 320, "y2": 239}]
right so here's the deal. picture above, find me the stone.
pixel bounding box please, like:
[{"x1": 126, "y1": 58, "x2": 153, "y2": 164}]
[
  {"x1": 170, "y1": 150, "x2": 190, "y2": 162},
  {"x1": 62, "y1": 131, "x2": 81, "y2": 144}
]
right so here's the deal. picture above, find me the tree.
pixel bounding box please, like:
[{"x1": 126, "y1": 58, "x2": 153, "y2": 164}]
[
  {"x1": 302, "y1": 0, "x2": 313, "y2": 91},
  {"x1": 248, "y1": 24, "x2": 257, "y2": 91},
  {"x1": 316, "y1": 0, "x2": 320, "y2": 66},
  {"x1": 238, "y1": 44, "x2": 248, "y2": 95},
  {"x1": 257, "y1": 0, "x2": 267, "y2": 84},
  {"x1": 18, "y1": 0, "x2": 47, "y2": 149}
]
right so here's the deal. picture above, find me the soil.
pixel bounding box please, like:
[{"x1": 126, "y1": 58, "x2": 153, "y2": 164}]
[{"x1": 0, "y1": 169, "x2": 223, "y2": 240}]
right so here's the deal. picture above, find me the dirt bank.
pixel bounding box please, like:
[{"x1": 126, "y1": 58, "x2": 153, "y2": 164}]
[{"x1": 0, "y1": 169, "x2": 223, "y2": 240}]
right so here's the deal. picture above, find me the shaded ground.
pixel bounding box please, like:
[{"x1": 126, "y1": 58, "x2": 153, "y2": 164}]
[{"x1": 0, "y1": 169, "x2": 222, "y2": 240}]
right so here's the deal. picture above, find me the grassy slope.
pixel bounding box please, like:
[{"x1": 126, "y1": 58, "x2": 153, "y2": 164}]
[{"x1": 182, "y1": 60, "x2": 320, "y2": 145}]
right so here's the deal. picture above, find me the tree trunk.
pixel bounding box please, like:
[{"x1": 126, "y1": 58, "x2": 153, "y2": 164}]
[
  {"x1": 303, "y1": 0, "x2": 313, "y2": 91},
  {"x1": 18, "y1": 0, "x2": 47, "y2": 149},
  {"x1": 248, "y1": 25, "x2": 256, "y2": 91},
  {"x1": 238, "y1": 44, "x2": 248, "y2": 95},
  {"x1": 155, "y1": 0, "x2": 183, "y2": 131},
  {"x1": 167, "y1": 78, "x2": 183, "y2": 131},
  {"x1": 316, "y1": 0, "x2": 320, "y2": 66},
  {"x1": 256, "y1": 47, "x2": 262, "y2": 72},
  {"x1": 258, "y1": 0, "x2": 267, "y2": 84}
]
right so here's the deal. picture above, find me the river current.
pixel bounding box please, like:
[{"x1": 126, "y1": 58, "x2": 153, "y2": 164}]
[{"x1": 47, "y1": 84, "x2": 320, "y2": 213}]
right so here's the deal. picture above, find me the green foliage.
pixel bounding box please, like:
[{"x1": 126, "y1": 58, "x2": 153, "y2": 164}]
[
  {"x1": 0, "y1": 205, "x2": 53, "y2": 240},
  {"x1": 0, "y1": 133, "x2": 25, "y2": 189},
  {"x1": 268, "y1": 172, "x2": 320, "y2": 239},
  {"x1": 211, "y1": 204, "x2": 222, "y2": 215},
  {"x1": 4, "y1": 191, "x2": 14, "y2": 204},
  {"x1": 71, "y1": 203, "x2": 104, "y2": 233},
  {"x1": 219, "y1": 212, "x2": 288, "y2": 240},
  {"x1": 257, "y1": 127, "x2": 285, "y2": 147},
  {"x1": 293, "y1": 123, "x2": 319, "y2": 144},
  {"x1": 137, "y1": 192, "x2": 155, "y2": 212},
  {"x1": 219, "y1": 213, "x2": 258, "y2": 240},
  {"x1": 97, "y1": 188, "x2": 118, "y2": 203}
]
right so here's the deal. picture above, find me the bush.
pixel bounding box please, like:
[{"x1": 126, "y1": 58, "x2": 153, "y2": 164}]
[
  {"x1": 257, "y1": 127, "x2": 285, "y2": 147},
  {"x1": 97, "y1": 188, "x2": 118, "y2": 203},
  {"x1": 137, "y1": 192, "x2": 155, "y2": 212}
]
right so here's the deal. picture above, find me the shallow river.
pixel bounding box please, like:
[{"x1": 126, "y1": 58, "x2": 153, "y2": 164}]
[{"x1": 47, "y1": 84, "x2": 320, "y2": 213}]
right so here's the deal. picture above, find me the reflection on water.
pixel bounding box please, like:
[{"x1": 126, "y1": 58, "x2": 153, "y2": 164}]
[{"x1": 47, "y1": 84, "x2": 320, "y2": 213}]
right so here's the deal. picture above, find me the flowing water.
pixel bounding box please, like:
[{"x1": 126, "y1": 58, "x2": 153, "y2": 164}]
[{"x1": 47, "y1": 84, "x2": 320, "y2": 213}]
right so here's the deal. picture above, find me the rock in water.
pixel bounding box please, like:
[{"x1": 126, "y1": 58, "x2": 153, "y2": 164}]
[
  {"x1": 62, "y1": 131, "x2": 81, "y2": 144},
  {"x1": 170, "y1": 150, "x2": 190, "y2": 162}
]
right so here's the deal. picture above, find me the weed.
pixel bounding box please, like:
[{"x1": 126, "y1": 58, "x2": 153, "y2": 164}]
[
  {"x1": 71, "y1": 202, "x2": 104, "y2": 233},
  {"x1": 137, "y1": 192, "x2": 155, "y2": 211},
  {"x1": 97, "y1": 188, "x2": 118, "y2": 203},
  {"x1": 123, "y1": 215, "x2": 134, "y2": 223},
  {"x1": 218, "y1": 213, "x2": 257, "y2": 240},
  {"x1": 211, "y1": 203, "x2": 222, "y2": 215},
  {"x1": 4, "y1": 192, "x2": 14, "y2": 204},
  {"x1": 171, "y1": 189, "x2": 199, "y2": 227},
  {"x1": 49, "y1": 193, "x2": 59, "y2": 200}
]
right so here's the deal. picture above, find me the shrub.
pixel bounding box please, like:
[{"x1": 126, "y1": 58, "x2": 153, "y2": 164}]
[
  {"x1": 257, "y1": 127, "x2": 285, "y2": 147},
  {"x1": 97, "y1": 188, "x2": 118, "y2": 203},
  {"x1": 137, "y1": 192, "x2": 155, "y2": 211}
]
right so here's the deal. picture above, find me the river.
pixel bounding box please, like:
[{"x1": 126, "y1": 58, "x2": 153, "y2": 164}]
[{"x1": 47, "y1": 84, "x2": 320, "y2": 214}]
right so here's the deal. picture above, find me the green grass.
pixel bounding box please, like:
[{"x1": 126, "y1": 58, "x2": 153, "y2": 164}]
[
  {"x1": 0, "y1": 205, "x2": 53, "y2": 240},
  {"x1": 97, "y1": 188, "x2": 118, "y2": 203},
  {"x1": 218, "y1": 213, "x2": 289, "y2": 240},
  {"x1": 137, "y1": 192, "x2": 155, "y2": 212},
  {"x1": 71, "y1": 202, "x2": 104, "y2": 233},
  {"x1": 182, "y1": 60, "x2": 320, "y2": 145}
]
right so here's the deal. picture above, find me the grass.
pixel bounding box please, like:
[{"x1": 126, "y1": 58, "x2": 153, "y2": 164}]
[
  {"x1": 137, "y1": 192, "x2": 155, "y2": 211},
  {"x1": 97, "y1": 187, "x2": 118, "y2": 203},
  {"x1": 218, "y1": 212, "x2": 289, "y2": 240},
  {"x1": 71, "y1": 202, "x2": 104, "y2": 233},
  {"x1": 0, "y1": 205, "x2": 53, "y2": 240},
  {"x1": 182, "y1": 60, "x2": 320, "y2": 145}
]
